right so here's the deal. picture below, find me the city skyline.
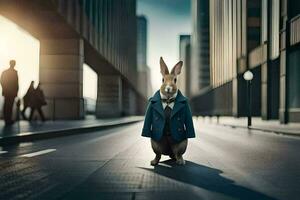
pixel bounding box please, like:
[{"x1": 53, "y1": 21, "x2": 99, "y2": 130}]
[
  {"x1": 137, "y1": 0, "x2": 191, "y2": 91},
  {"x1": 0, "y1": 0, "x2": 192, "y2": 100},
  {"x1": 0, "y1": 1, "x2": 299, "y2": 200}
]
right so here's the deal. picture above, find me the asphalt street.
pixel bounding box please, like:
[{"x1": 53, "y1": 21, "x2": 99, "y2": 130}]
[{"x1": 0, "y1": 120, "x2": 300, "y2": 200}]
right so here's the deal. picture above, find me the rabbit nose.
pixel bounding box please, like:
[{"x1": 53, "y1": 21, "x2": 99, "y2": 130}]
[{"x1": 165, "y1": 85, "x2": 173, "y2": 93}]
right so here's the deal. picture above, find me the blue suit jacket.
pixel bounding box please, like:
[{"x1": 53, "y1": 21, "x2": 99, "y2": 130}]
[{"x1": 142, "y1": 90, "x2": 196, "y2": 142}]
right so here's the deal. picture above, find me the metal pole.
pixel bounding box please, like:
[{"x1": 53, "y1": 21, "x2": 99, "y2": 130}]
[{"x1": 247, "y1": 80, "x2": 252, "y2": 127}]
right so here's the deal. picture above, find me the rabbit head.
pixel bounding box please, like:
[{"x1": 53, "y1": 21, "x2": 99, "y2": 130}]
[{"x1": 159, "y1": 57, "x2": 183, "y2": 98}]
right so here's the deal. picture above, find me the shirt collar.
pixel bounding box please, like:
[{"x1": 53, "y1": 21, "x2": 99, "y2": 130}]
[
  {"x1": 150, "y1": 89, "x2": 186, "y2": 103},
  {"x1": 160, "y1": 90, "x2": 178, "y2": 100}
]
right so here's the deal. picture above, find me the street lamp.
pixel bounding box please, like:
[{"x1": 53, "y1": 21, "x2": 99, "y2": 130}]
[{"x1": 243, "y1": 70, "x2": 253, "y2": 128}]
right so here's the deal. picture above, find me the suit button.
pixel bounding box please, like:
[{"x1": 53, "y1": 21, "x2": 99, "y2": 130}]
[
  {"x1": 178, "y1": 128, "x2": 181, "y2": 131},
  {"x1": 155, "y1": 117, "x2": 159, "y2": 120},
  {"x1": 177, "y1": 117, "x2": 180, "y2": 121}
]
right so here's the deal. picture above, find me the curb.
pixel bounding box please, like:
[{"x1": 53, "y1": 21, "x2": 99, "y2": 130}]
[
  {"x1": 216, "y1": 123, "x2": 300, "y2": 137},
  {"x1": 0, "y1": 119, "x2": 143, "y2": 145}
]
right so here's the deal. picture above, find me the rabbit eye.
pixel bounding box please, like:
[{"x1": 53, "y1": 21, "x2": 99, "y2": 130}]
[
  {"x1": 174, "y1": 78, "x2": 177, "y2": 83},
  {"x1": 162, "y1": 78, "x2": 164, "y2": 82}
]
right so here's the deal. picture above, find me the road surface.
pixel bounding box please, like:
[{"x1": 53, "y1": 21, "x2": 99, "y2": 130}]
[{"x1": 0, "y1": 120, "x2": 299, "y2": 200}]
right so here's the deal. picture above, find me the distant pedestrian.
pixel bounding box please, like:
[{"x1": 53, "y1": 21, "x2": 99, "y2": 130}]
[
  {"x1": 0, "y1": 60, "x2": 19, "y2": 126},
  {"x1": 29, "y1": 83, "x2": 47, "y2": 122},
  {"x1": 21, "y1": 81, "x2": 35, "y2": 120}
]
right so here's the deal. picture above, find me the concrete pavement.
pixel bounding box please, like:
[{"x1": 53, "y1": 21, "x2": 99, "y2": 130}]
[
  {"x1": 0, "y1": 116, "x2": 143, "y2": 145},
  {"x1": 1, "y1": 120, "x2": 299, "y2": 199},
  {"x1": 200, "y1": 116, "x2": 300, "y2": 136}
]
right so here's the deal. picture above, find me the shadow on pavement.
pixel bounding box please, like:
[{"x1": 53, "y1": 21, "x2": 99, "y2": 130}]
[{"x1": 140, "y1": 160, "x2": 277, "y2": 200}]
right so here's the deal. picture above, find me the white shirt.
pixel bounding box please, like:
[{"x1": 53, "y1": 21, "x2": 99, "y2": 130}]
[{"x1": 160, "y1": 91, "x2": 178, "y2": 110}]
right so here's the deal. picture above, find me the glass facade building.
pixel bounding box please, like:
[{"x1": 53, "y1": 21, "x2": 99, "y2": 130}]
[
  {"x1": 191, "y1": 0, "x2": 300, "y2": 123},
  {"x1": 179, "y1": 35, "x2": 191, "y2": 97},
  {"x1": 191, "y1": 0, "x2": 210, "y2": 96},
  {"x1": 137, "y1": 16, "x2": 152, "y2": 99}
]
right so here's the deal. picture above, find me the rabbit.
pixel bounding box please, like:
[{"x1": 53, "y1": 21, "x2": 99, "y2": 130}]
[{"x1": 142, "y1": 57, "x2": 196, "y2": 166}]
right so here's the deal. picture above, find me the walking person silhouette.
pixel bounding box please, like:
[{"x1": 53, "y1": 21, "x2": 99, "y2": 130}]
[
  {"x1": 29, "y1": 83, "x2": 46, "y2": 122},
  {"x1": 21, "y1": 81, "x2": 35, "y2": 120},
  {"x1": 0, "y1": 60, "x2": 19, "y2": 126}
]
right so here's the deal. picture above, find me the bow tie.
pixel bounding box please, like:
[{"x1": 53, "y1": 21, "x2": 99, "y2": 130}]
[{"x1": 161, "y1": 98, "x2": 175, "y2": 104}]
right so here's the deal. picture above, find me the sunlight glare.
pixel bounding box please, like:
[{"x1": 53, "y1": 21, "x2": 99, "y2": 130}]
[
  {"x1": 83, "y1": 63, "x2": 97, "y2": 100},
  {"x1": 0, "y1": 15, "x2": 40, "y2": 100}
]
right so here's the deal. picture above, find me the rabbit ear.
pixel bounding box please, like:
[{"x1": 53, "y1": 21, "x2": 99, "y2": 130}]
[
  {"x1": 160, "y1": 57, "x2": 169, "y2": 75},
  {"x1": 171, "y1": 61, "x2": 183, "y2": 75}
]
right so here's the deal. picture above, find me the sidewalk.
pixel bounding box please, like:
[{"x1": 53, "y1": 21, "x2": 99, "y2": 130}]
[
  {"x1": 0, "y1": 115, "x2": 143, "y2": 145},
  {"x1": 197, "y1": 116, "x2": 300, "y2": 137}
]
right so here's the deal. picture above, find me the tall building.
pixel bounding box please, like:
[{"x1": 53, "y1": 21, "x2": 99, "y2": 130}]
[
  {"x1": 284, "y1": 0, "x2": 300, "y2": 123},
  {"x1": 191, "y1": 0, "x2": 300, "y2": 123},
  {"x1": 179, "y1": 35, "x2": 191, "y2": 97},
  {"x1": 137, "y1": 16, "x2": 147, "y2": 72},
  {"x1": 137, "y1": 16, "x2": 152, "y2": 100},
  {"x1": 0, "y1": 0, "x2": 146, "y2": 119},
  {"x1": 208, "y1": 0, "x2": 261, "y2": 116},
  {"x1": 191, "y1": 0, "x2": 210, "y2": 96}
]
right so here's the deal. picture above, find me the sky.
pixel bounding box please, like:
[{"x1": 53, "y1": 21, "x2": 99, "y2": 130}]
[
  {"x1": 83, "y1": 64, "x2": 97, "y2": 100},
  {"x1": 0, "y1": 16, "x2": 40, "y2": 98},
  {"x1": 137, "y1": 0, "x2": 191, "y2": 91}
]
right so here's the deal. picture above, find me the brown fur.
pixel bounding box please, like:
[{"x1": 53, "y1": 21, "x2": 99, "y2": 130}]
[
  {"x1": 160, "y1": 74, "x2": 178, "y2": 98},
  {"x1": 150, "y1": 57, "x2": 187, "y2": 166},
  {"x1": 159, "y1": 57, "x2": 182, "y2": 98}
]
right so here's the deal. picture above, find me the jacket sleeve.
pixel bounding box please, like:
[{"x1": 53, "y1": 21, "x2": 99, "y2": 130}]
[
  {"x1": 142, "y1": 100, "x2": 152, "y2": 137},
  {"x1": 185, "y1": 102, "x2": 195, "y2": 138}
]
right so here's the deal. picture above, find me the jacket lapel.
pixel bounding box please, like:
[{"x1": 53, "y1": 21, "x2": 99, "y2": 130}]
[
  {"x1": 151, "y1": 91, "x2": 164, "y2": 118},
  {"x1": 151, "y1": 90, "x2": 187, "y2": 118},
  {"x1": 171, "y1": 90, "x2": 187, "y2": 118}
]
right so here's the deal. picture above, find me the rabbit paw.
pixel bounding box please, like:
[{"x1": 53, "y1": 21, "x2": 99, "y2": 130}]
[
  {"x1": 169, "y1": 153, "x2": 176, "y2": 160},
  {"x1": 150, "y1": 159, "x2": 159, "y2": 166},
  {"x1": 176, "y1": 158, "x2": 186, "y2": 165}
]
